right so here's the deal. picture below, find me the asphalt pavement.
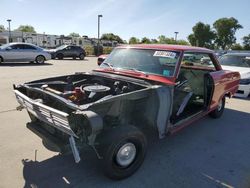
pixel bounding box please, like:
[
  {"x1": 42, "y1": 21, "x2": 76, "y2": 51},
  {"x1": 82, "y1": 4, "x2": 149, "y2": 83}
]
[{"x1": 0, "y1": 58, "x2": 250, "y2": 188}]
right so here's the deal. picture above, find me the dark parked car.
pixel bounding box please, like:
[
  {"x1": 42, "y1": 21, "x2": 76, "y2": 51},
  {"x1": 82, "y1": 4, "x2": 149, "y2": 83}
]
[
  {"x1": 47, "y1": 45, "x2": 86, "y2": 60},
  {"x1": 14, "y1": 44, "x2": 240, "y2": 180}
]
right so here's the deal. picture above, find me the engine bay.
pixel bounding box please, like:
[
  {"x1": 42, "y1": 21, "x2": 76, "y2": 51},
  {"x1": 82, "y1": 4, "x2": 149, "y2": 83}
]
[{"x1": 20, "y1": 73, "x2": 147, "y2": 106}]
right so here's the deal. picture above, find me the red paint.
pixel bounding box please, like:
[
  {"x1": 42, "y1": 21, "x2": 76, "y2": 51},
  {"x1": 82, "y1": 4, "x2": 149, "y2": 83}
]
[{"x1": 95, "y1": 44, "x2": 240, "y2": 134}]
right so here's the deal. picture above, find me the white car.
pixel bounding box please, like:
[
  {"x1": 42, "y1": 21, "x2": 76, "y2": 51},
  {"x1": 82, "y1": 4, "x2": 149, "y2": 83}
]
[
  {"x1": 0, "y1": 42, "x2": 51, "y2": 64},
  {"x1": 220, "y1": 53, "x2": 250, "y2": 98}
]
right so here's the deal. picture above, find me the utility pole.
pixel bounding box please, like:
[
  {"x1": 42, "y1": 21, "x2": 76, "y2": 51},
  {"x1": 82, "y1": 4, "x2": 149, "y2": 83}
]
[
  {"x1": 97, "y1": 14, "x2": 103, "y2": 56},
  {"x1": 174, "y1": 32, "x2": 179, "y2": 42},
  {"x1": 6, "y1": 19, "x2": 12, "y2": 43}
]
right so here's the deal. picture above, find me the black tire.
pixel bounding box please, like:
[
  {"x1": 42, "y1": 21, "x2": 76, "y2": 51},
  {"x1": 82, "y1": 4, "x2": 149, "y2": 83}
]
[
  {"x1": 79, "y1": 53, "x2": 85, "y2": 60},
  {"x1": 56, "y1": 53, "x2": 64, "y2": 60},
  {"x1": 0, "y1": 56, "x2": 3, "y2": 64},
  {"x1": 97, "y1": 126, "x2": 147, "y2": 180},
  {"x1": 209, "y1": 96, "x2": 225, "y2": 118},
  {"x1": 35, "y1": 55, "x2": 45, "y2": 64}
]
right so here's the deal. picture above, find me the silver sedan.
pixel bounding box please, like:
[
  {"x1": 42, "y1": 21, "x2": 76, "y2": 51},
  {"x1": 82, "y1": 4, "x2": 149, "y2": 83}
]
[{"x1": 0, "y1": 42, "x2": 51, "y2": 64}]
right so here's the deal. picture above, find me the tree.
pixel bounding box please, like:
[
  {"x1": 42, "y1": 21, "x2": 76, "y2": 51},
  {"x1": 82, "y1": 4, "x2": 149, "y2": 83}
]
[
  {"x1": 187, "y1": 22, "x2": 215, "y2": 48},
  {"x1": 0, "y1": 25, "x2": 5, "y2": 32},
  {"x1": 157, "y1": 35, "x2": 179, "y2": 44},
  {"x1": 101, "y1": 33, "x2": 124, "y2": 43},
  {"x1": 213, "y1": 17, "x2": 243, "y2": 50},
  {"x1": 150, "y1": 39, "x2": 158, "y2": 43},
  {"x1": 129, "y1": 37, "x2": 140, "y2": 44},
  {"x1": 15, "y1": 25, "x2": 36, "y2": 33},
  {"x1": 158, "y1": 35, "x2": 168, "y2": 44},
  {"x1": 243, "y1": 34, "x2": 250, "y2": 50},
  {"x1": 177, "y1": 40, "x2": 189, "y2": 45},
  {"x1": 141, "y1": 37, "x2": 151, "y2": 44},
  {"x1": 68, "y1": 32, "x2": 80, "y2": 37},
  {"x1": 231, "y1": 43, "x2": 243, "y2": 50}
]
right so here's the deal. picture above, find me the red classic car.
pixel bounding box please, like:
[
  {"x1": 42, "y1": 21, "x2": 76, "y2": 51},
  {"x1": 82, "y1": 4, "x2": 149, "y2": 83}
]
[{"x1": 14, "y1": 44, "x2": 240, "y2": 179}]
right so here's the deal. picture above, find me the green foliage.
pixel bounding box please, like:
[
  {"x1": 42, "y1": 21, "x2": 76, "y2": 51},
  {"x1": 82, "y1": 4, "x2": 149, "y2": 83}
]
[
  {"x1": 177, "y1": 40, "x2": 189, "y2": 45},
  {"x1": 101, "y1": 33, "x2": 124, "y2": 43},
  {"x1": 129, "y1": 37, "x2": 140, "y2": 44},
  {"x1": 84, "y1": 45, "x2": 95, "y2": 56},
  {"x1": 243, "y1": 34, "x2": 250, "y2": 50},
  {"x1": 231, "y1": 43, "x2": 243, "y2": 50},
  {"x1": 213, "y1": 17, "x2": 243, "y2": 50},
  {"x1": 141, "y1": 37, "x2": 151, "y2": 44},
  {"x1": 157, "y1": 35, "x2": 189, "y2": 45},
  {"x1": 103, "y1": 47, "x2": 113, "y2": 54},
  {"x1": 187, "y1": 22, "x2": 215, "y2": 48},
  {"x1": 68, "y1": 32, "x2": 80, "y2": 37},
  {"x1": 150, "y1": 39, "x2": 158, "y2": 43},
  {"x1": 15, "y1": 25, "x2": 36, "y2": 33},
  {"x1": 0, "y1": 25, "x2": 5, "y2": 32},
  {"x1": 158, "y1": 35, "x2": 175, "y2": 44}
]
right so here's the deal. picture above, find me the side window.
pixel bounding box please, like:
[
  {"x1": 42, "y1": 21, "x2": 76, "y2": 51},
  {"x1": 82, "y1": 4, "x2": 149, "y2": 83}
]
[
  {"x1": 66, "y1": 46, "x2": 71, "y2": 50},
  {"x1": 23, "y1": 44, "x2": 36, "y2": 50},
  {"x1": 182, "y1": 52, "x2": 216, "y2": 70},
  {"x1": 11, "y1": 44, "x2": 25, "y2": 50}
]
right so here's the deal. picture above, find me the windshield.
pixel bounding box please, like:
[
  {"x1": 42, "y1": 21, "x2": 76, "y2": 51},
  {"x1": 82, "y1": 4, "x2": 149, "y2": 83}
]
[
  {"x1": 56, "y1": 45, "x2": 67, "y2": 50},
  {"x1": 100, "y1": 48, "x2": 180, "y2": 77},
  {"x1": 0, "y1": 43, "x2": 10, "y2": 49},
  {"x1": 220, "y1": 54, "x2": 250, "y2": 68}
]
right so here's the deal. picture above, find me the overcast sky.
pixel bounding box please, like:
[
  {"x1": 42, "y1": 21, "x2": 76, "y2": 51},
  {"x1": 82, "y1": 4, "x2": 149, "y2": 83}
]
[{"x1": 1, "y1": 0, "x2": 250, "y2": 42}]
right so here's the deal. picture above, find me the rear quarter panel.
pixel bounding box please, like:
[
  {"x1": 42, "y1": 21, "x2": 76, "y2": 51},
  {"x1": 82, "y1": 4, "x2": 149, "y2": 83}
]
[{"x1": 209, "y1": 70, "x2": 240, "y2": 110}]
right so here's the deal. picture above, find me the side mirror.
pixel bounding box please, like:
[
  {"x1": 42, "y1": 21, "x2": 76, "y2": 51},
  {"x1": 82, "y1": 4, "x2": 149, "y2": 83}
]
[{"x1": 5, "y1": 47, "x2": 11, "y2": 51}]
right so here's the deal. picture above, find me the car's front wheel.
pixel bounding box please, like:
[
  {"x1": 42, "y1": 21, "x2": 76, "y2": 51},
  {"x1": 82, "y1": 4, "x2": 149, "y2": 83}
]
[
  {"x1": 56, "y1": 53, "x2": 64, "y2": 60},
  {"x1": 209, "y1": 96, "x2": 225, "y2": 118},
  {"x1": 97, "y1": 126, "x2": 147, "y2": 180},
  {"x1": 79, "y1": 53, "x2": 85, "y2": 60},
  {"x1": 35, "y1": 55, "x2": 45, "y2": 64}
]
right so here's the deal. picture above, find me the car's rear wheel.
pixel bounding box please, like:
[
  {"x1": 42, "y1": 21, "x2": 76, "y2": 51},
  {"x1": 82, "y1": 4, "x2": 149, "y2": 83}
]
[
  {"x1": 79, "y1": 53, "x2": 85, "y2": 60},
  {"x1": 97, "y1": 126, "x2": 147, "y2": 180},
  {"x1": 209, "y1": 96, "x2": 225, "y2": 118},
  {"x1": 0, "y1": 56, "x2": 3, "y2": 64},
  {"x1": 35, "y1": 55, "x2": 45, "y2": 64},
  {"x1": 56, "y1": 53, "x2": 64, "y2": 60}
]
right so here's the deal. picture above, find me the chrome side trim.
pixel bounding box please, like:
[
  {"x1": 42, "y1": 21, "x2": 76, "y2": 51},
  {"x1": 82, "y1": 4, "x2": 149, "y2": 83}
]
[{"x1": 14, "y1": 90, "x2": 77, "y2": 137}]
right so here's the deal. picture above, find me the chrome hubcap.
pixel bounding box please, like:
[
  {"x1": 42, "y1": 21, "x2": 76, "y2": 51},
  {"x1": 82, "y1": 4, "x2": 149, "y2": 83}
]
[
  {"x1": 116, "y1": 142, "x2": 136, "y2": 167},
  {"x1": 37, "y1": 56, "x2": 44, "y2": 63}
]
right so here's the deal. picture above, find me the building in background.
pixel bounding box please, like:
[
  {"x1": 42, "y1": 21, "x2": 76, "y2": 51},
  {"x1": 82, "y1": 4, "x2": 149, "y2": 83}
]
[{"x1": 0, "y1": 31, "x2": 118, "y2": 48}]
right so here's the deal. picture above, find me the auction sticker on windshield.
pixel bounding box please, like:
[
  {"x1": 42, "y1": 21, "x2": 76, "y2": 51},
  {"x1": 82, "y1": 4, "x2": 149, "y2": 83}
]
[{"x1": 153, "y1": 51, "x2": 176, "y2": 58}]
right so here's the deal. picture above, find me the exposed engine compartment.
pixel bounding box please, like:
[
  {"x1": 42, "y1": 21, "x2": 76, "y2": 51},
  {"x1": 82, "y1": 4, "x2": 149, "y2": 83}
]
[{"x1": 16, "y1": 73, "x2": 147, "y2": 107}]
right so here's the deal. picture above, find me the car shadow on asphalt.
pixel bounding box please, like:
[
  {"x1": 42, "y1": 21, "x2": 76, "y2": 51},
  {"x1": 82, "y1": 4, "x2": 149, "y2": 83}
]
[
  {"x1": 21, "y1": 108, "x2": 250, "y2": 188},
  {"x1": 0, "y1": 62, "x2": 52, "y2": 67},
  {"x1": 53, "y1": 58, "x2": 89, "y2": 61}
]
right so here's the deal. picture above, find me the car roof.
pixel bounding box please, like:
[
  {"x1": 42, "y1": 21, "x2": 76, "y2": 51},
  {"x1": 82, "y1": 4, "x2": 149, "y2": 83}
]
[
  {"x1": 8, "y1": 42, "x2": 40, "y2": 48},
  {"x1": 224, "y1": 52, "x2": 250, "y2": 56},
  {"x1": 116, "y1": 44, "x2": 213, "y2": 53}
]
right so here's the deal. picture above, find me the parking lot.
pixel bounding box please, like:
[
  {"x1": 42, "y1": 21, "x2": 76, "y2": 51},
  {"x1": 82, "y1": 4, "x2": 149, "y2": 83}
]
[{"x1": 0, "y1": 57, "x2": 250, "y2": 188}]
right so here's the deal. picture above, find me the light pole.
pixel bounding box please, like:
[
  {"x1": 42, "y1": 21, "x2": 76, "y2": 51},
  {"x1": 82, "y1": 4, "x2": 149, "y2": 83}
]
[
  {"x1": 7, "y1": 19, "x2": 12, "y2": 43},
  {"x1": 97, "y1": 14, "x2": 103, "y2": 56},
  {"x1": 174, "y1": 31, "x2": 179, "y2": 42}
]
